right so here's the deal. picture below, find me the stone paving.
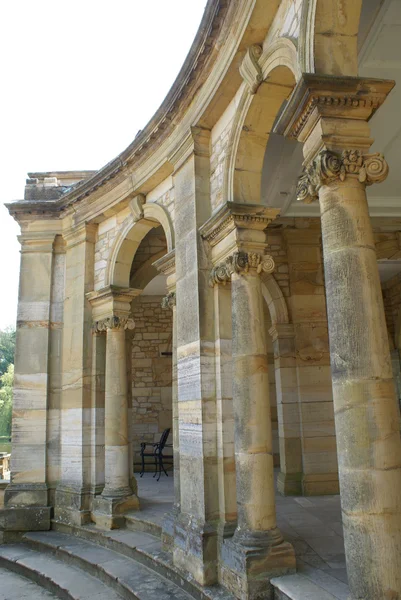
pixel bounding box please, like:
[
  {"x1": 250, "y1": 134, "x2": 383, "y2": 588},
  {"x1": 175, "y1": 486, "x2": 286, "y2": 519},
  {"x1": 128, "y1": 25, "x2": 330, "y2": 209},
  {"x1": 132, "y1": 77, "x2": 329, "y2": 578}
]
[
  {"x1": 137, "y1": 472, "x2": 349, "y2": 600},
  {"x1": 0, "y1": 566, "x2": 58, "y2": 599}
]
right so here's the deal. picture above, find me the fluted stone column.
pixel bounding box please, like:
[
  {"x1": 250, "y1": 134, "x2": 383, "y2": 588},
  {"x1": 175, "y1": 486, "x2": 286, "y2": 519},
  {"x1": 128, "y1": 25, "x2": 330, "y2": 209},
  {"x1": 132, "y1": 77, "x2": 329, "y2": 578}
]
[
  {"x1": 276, "y1": 75, "x2": 401, "y2": 600},
  {"x1": 216, "y1": 251, "x2": 295, "y2": 600}
]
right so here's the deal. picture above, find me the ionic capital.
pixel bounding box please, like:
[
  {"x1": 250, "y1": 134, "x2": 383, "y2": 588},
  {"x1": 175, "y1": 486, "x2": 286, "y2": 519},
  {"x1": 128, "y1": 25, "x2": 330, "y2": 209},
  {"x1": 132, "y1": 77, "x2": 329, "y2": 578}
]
[
  {"x1": 161, "y1": 292, "x2": 176, "y2": 309},
  {"x1": 297, "y1": 149, "x2": 389, "y2": 204},
  {"x1": 93, "y1": 316, "x2": 135, "y2": 333},
  {"x1": 210, "y1": 251, "x2": 275, "y2": 286}
]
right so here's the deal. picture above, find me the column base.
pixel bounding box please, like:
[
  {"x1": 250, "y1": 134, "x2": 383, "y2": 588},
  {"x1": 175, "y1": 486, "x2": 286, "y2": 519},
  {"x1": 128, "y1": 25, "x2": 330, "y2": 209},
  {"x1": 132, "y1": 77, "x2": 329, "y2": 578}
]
[
  {"x1": 173, "y1": 512, "x2": 218, "y2": 586},
  {"x1": 277, "y1": 472, "x2": 303, "y2": 496},
  {"x1": 92, "y1": 493, "x2": 139, "y2": 529},
  {"x1": 220, "y1": 531, "x2": 296, "y2": 600},
  {"x1": 301, "y1": 473, "x2": 339, "y2": 496},
  {"x1": 162, "y1": 505, "x2": 180, "y2": 550},
  {"x1": 1, "y1": 483, "x2": 51, "y2": 535},
  {"x1": 277, "y1": 472, "x2": 340, "y2": 496},
  {"x1": 0, "y1": 506, "x2": 51, "y2": 534},
  {"x1": 54, "y1": 484, "x2": 91, "y2": 526}
]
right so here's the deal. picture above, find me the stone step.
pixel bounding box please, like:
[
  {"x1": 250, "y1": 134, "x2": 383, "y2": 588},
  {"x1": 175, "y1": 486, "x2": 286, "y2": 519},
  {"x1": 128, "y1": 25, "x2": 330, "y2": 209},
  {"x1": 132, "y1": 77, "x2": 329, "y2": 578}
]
[
  {"x1": 271, "y1": 573, "x2": 346, "y2": 600},
  {"x1": 0, "y1": 543, "x2": 122, "y2": 600},
  {"x1": 124, "y1": 509, "x2": 163, "y2": 537},
  {"x1": 51, "y1": 521, "x2": 236, "y2": 600},
  {"x1": 0, "y1": 565, "x2": 58, "y2": 600},
  {"x1": 24, "y1": 530, "x2": 193, "y2": 600}
]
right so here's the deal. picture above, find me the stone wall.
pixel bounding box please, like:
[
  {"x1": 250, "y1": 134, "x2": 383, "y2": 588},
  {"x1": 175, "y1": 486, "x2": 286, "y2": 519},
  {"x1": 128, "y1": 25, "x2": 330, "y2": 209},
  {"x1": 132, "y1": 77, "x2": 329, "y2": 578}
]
[{"x1": 131, "y1": 295, "x2": 173, "y2": 471}]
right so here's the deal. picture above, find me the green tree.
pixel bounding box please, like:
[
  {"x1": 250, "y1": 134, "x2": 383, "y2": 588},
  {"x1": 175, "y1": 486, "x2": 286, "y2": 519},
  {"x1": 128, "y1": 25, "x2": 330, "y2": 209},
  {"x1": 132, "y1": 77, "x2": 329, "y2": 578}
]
[
  {"x1": 0, "y1": 364, "x2": 13, "y2": 437},
  {"x1": 0, "y1": 327, "x2": 16, "y2": 377}
]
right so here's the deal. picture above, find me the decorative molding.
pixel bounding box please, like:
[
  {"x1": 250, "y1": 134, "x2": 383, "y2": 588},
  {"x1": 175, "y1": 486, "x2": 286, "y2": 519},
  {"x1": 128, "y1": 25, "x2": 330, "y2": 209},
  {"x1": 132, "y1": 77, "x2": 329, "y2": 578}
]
[
  {"x1": 153, "y1": 249, "x2": 176, "y2": 276},
  {"x1": 200, "y1": 202, "x2": 280, "y2": 248},
  {"x1": 161, "y1": 292, "x2": 176, "y2": 309},
  {"x1": 93, "y1": 316, "x2": 135, "y2": 333},
  {"x1": 274, "y1": 74, "x2": 395, "y2": 142},
  {"x1": 297, "y1": 149, "x2": 389, "y2": 204},
  {"x1": 239, "y1": 45, "x2": 263, "y2": 94},
  {"x1": 129, "y1": 194, "x2": 145, "y2": 221},
  {"x1": 209, "y1": 251, "x2": 275, "y2": 286}
]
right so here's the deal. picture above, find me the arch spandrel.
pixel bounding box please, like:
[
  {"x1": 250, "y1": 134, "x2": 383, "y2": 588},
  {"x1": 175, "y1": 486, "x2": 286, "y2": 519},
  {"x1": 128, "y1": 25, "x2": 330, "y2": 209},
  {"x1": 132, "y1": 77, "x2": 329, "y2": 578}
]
[
  {"x1": 106, "y1": 202, "x2": 175, "y2": 289},
  {"x1": 299, "y1": 0, "x2": 362, "y2": 76}
]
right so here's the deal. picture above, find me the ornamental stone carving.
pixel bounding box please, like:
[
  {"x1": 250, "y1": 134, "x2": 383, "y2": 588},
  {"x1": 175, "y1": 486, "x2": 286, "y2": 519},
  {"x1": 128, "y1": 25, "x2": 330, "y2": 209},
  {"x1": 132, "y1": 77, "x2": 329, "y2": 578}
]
[
  {"x1": 161, "y1": 292, "x2": 176, "y2": 309},
  {"x1": 209, "y1": 251, "x2": 275, "y2": 286},
  {"x1": 93, "y1": 316, "x2": 135, "y2": 333},
  {"x1": 297, "y1": 149, "x2": 389, "y2": 204},
  {"x1": 239, "y1": 45, "x2": 263, "y2": 94}
]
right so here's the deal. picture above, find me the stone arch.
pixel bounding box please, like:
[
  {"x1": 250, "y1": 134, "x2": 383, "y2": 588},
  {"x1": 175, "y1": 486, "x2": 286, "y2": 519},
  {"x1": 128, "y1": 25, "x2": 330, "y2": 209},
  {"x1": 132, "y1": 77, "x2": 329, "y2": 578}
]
[
  {"x1": 261, "y1": 272, "x2": 289, "y2": 325},
  {"x1": 299, "y1": 0, "x2": 362, "y2": 76},
  {"x1": 106, "y1": 203, "x2": 174, "y2": 288},
  {"x1": 224, "y1": 40, "x2": 298, "y2": 205}
]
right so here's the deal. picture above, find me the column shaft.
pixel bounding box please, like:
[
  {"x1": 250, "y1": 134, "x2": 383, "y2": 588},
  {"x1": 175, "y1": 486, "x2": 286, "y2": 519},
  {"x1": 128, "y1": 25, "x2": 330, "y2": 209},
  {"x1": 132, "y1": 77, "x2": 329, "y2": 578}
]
[
  {"x1": 320, "y1": 177, "x2": 401, "y2": 598},
  {"x1": 103, "y1": 327, "x2": 130, "y2": 497},
  {"x1": 231, "y1": 270, "x2": 276, "y2": 538}
]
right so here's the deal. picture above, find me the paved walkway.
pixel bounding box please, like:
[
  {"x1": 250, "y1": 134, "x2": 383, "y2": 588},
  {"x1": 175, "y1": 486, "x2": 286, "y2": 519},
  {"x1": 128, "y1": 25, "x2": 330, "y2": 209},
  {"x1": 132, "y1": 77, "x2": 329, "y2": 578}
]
[{"x1": 136, "y1": 472, "x2": 349, "y2": 600}]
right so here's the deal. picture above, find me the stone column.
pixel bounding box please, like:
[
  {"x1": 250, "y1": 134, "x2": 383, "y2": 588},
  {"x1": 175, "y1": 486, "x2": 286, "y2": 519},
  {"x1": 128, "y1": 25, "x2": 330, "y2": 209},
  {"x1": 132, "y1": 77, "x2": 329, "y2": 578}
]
[
  {"x1": 55, "y1": 224, "x2": 96, "y2": 526},
  {"x1": 215, "y1": 252, "x2": 295, "y2": 600},
  {"x1": 213, "y1": 282, "x2": 236, "y2": 540},
  {"x1": 90, "y1": 331, "x2": 106, "y2": 497},
  {"x1": 88, "y1": 286, "x2": 140, "y2": 529},
  {"x1": 269, "y1": 324, "x2": 303, "y2": 496},
  {"x1": 170, "y1": 128, "x2": 219, "y2": 585},
  {"x1": 154, "y1": 250, "x2": 179, "y2": 549},
  {"x1": 4, "y1": 232, "x2": 56, "y2": 534},
  {"x1": 276, "y1": 74, "x2": 401, "y2": 600},
  {"x1": 160, "y1": 289, "x2": 179, "y2": 547}
]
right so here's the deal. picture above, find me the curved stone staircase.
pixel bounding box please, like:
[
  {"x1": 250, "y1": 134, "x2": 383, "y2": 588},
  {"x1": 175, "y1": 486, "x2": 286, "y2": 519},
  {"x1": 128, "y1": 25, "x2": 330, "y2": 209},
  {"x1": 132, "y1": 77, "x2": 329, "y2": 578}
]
[{"x1": 0, "y1": 516, "x2": 346, "y2": 600}]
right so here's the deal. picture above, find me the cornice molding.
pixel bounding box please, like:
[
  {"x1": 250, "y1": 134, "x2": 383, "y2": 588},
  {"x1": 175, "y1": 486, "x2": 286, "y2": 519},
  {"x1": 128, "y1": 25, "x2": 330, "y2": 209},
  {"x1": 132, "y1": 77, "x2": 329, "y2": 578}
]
[
  {"x1": 274, "y1": 74, "x2": 395, "y2": 142},
  {"x1": 200, "y1": 202, "x2": 280, "y2": 247},
  {"x1": 153, "y1": 249, "x2": 176, "y2": 276}
]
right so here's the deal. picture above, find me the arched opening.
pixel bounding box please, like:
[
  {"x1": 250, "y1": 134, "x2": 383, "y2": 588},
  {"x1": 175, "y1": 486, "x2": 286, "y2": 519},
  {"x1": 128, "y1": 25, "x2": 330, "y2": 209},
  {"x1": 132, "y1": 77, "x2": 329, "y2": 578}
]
[
  {"x1": 231, "y1": 65, "x2": 296, "y2": 205},
  {"x1": 102, "y1": 214, "x2": 175, "y2": 515},
  {"x1": 128, "y1": 227, "x2": 173, "y2": 484}
]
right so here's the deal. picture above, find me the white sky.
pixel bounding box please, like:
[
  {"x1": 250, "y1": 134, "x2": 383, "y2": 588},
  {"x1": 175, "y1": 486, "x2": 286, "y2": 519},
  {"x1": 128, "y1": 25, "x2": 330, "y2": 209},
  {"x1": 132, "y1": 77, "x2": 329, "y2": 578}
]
[{"x1": 0, "y1": 0, "x2": 206, "y2": 330}]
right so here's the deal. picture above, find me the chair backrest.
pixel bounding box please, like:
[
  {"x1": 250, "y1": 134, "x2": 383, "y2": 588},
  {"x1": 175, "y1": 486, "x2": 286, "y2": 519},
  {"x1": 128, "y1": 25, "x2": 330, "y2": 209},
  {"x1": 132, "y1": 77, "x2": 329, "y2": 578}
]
[{"x1": 159, "y1": 428, "x2": 171, "y2": 450}]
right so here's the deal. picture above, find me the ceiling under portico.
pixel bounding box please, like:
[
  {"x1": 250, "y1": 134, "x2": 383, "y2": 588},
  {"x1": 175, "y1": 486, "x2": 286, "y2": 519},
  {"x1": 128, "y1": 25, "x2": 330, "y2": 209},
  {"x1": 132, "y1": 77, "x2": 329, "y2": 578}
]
[{"x1": 262, "y1": 0, "x2": 401, "y2": 218}]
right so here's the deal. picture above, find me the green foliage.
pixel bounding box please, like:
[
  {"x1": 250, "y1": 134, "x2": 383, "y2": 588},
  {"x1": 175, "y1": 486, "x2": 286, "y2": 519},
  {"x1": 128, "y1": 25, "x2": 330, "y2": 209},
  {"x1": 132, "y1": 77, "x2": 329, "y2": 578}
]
[
  {"x1": 0, "y1": 328, "x2": 15, "y2": 438},
  {"x1": 0, "y1": 327, "x2": 16, "y2": 377},
  {"x1": 0, "y1": 364, "x2": 13, "y2": 437}
]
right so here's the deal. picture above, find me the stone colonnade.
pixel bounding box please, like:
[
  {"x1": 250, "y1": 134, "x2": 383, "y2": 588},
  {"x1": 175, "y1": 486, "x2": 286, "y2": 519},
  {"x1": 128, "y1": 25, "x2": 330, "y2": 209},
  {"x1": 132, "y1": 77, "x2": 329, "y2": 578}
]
[{"x1": 277, "y1": 74, "x2": 401, "y2": 600}]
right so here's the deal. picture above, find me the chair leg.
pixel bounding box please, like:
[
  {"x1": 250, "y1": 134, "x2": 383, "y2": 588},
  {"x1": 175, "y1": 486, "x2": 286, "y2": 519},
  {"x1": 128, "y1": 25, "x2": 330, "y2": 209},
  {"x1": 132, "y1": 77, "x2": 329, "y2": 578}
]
[
  {"x1": 153, "y1": 452, "x2": 158, "y2": 478},
  {"x1": 160, "y1": 453, "x2": 169, "y2": 477},
  {"x1": 157, "y1": 454, "x2": 162, "y2": 482},
  {"x1": 140, "y1": 452, "x2": 145, "y2": 477}
]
